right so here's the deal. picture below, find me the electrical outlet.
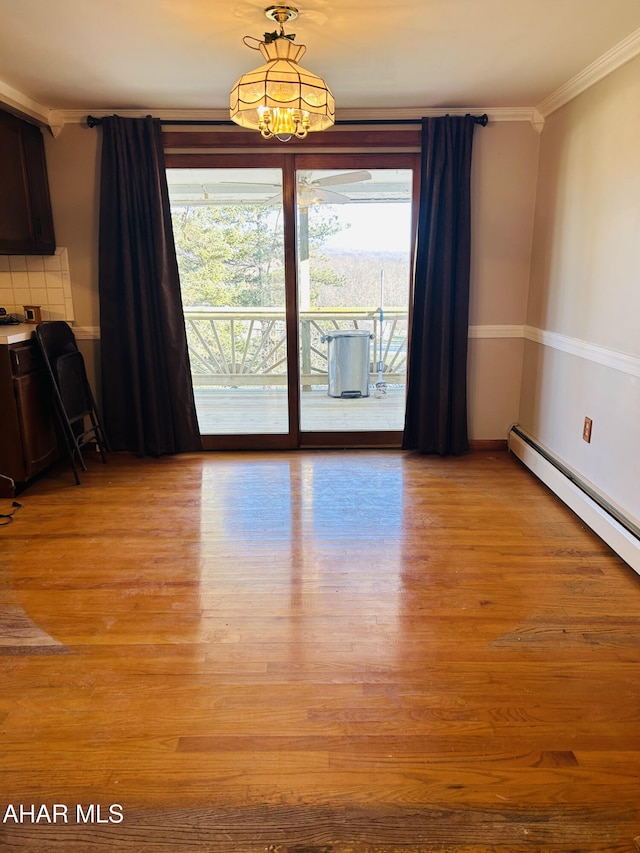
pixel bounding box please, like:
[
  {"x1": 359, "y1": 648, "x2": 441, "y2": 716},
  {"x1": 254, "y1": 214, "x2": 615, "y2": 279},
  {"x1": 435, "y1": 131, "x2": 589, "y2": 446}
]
[{"x1": 583, "y1": 417, "x2": 593, "y2": 443}]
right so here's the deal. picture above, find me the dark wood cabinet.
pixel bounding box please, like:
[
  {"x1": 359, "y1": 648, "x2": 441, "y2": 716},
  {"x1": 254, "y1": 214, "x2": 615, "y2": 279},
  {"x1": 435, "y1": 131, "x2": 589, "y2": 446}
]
[
  {"x1": 0, "y1": 338, "x2": 59, "y2": 488},
  {"x1": 0, "y1": 108, "x2": 56, "y2": 255}
]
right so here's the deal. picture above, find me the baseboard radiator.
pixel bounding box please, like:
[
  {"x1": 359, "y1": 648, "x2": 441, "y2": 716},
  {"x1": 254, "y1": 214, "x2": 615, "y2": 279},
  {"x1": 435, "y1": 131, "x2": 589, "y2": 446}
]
[{"x1": 508, "y1": 425, "x2": 640, "y2": 576}]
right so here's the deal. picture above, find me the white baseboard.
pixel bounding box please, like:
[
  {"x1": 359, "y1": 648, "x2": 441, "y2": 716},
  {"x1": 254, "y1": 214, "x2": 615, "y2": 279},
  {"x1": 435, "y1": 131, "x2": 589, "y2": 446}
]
[{"x1": 508, "y1": 427, "x2": 640, "y2": 576}]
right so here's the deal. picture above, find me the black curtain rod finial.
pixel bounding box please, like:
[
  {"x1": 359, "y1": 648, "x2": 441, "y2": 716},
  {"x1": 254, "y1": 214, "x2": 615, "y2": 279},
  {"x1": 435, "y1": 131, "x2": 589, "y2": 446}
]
[{"x1": 87, "y1": 115, "x2": 102, "y2": 128}]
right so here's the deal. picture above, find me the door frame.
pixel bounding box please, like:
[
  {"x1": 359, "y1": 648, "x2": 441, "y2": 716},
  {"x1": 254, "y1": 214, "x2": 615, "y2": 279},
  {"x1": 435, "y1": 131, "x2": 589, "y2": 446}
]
[{"x1": 166, "y1": 150, "x2": 420, "y2": 450}]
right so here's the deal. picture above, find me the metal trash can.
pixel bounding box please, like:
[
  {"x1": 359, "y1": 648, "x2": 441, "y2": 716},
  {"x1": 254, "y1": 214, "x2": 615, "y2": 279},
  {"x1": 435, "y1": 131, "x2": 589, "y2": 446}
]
[{"x1": 322, "y1": 330, "x2": 373, "y2": 398}]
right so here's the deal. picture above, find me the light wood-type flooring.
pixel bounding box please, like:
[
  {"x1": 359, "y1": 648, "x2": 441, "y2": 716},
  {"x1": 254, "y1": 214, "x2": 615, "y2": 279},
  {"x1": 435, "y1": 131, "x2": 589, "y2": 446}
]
[{"x1": 1, "y1": 449, "x2": 640, "y2": 852}]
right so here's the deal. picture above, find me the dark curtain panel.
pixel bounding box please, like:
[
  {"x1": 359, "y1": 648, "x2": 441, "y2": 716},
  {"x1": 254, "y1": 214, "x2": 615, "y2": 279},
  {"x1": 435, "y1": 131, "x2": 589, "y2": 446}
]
[
  {"x1": 98, "y1": 115, "x2": 201, "y2": 455},
  {"x1": 403, "y1": 115, "x2": 476, "y2": 455}
]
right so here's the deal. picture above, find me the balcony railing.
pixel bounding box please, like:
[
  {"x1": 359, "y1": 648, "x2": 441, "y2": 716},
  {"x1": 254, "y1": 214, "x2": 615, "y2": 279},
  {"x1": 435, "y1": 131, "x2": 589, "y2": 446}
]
[{"x1": 184, "y1": 308, "x2": 408, "y2": 388}]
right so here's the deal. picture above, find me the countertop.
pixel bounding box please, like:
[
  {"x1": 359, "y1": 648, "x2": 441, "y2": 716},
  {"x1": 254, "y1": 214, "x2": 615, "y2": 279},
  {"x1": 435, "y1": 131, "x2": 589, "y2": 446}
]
[{"x1": 0, "y1": 324, "x2": 37, "y2": 345}]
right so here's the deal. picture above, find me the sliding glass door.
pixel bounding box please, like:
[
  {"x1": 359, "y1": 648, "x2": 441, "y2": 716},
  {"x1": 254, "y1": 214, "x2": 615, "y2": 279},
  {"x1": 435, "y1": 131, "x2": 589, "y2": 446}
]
[
  {"x1": 167, "y1": 164, "x2": 292, "y2": 441},
  {"x1": 294, "y1": 162, "x2": 414, "y2": 438},
  {"x1": 166, "y1": 153, "x2": 417, "y2": 449}
]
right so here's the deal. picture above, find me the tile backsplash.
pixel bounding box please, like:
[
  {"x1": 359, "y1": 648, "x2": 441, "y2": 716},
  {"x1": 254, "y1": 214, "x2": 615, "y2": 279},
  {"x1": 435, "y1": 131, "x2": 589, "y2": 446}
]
[{"x1": 0, "y1": 247, "x2": 75, "y2": 322}]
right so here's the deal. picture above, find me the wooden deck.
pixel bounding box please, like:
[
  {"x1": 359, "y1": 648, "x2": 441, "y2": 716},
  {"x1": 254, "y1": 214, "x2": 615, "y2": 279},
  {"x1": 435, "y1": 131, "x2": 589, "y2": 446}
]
[
  {"x1": 194, "y1": 386, "x2": 406, "y2": 433},
  {"x1": 2, "y1": 449, "x2": 640, "y2": 851}
]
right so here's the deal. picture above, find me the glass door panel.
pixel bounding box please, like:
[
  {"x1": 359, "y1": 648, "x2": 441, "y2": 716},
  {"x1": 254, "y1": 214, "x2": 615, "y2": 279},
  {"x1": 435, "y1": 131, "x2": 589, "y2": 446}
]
[
  {"x1": 167, "y1": 167, "x2": 289, "y2": 435},
  {"x1": 296, "y1": 168, "x2": 413, "y2": 433}
]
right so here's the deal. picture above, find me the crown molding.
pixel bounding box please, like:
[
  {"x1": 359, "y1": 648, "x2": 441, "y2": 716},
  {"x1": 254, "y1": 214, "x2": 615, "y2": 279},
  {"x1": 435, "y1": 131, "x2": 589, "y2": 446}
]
[
  {"x1": 335, "y1": 107, "x2": 535, "y2": 124},
  {"x1": 536, "y1": 26, "x2": 640, "y2": 118},
  {"x1": 58, "y1": 105, "x2": 538, "y2": 133},
  {"x1": 0, "y1": 80, "x2": 55, "y2": 130},
  {"x1": 530, "y1": 109, "x2": 545, "y2": 134},
  {"x1": 60, "y1": 108, "x2": 230, "y2": 125}
]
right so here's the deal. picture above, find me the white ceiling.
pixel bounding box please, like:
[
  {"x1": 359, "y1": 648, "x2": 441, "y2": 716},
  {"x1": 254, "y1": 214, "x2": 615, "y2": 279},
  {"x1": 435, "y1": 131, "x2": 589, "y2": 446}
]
[{"x1": 1, "y1": 0, "x2": 640, "y2": 117}]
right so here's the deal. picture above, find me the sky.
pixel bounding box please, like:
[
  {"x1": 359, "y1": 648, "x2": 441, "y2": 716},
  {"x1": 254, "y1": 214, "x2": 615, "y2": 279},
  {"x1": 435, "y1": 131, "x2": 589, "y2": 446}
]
[{"x1": 319, "y1": 203, "x2": 412, "y2": 254}]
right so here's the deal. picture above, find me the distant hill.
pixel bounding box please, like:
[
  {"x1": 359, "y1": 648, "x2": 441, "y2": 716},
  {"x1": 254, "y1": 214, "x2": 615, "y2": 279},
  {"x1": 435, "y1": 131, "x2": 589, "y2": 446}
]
[{"x1": 312, "y1": 247, "x2": 411, "y2": 308}]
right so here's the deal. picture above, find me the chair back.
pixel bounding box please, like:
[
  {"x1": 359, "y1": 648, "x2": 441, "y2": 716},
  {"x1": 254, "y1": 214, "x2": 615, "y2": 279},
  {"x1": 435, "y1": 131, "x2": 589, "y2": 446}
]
[
  {"x1": 55, "y1": 351, "x2": 93, "y2": 420},
  {"x1": 34, "y1": 321, "x2": 79, "y2": 366}
]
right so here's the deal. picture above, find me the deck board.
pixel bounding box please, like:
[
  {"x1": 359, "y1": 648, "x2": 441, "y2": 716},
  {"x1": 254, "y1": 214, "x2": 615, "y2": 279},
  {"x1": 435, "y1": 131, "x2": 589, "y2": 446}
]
[{"x1": 193, "y1": 387, "x2": 406, "y2": 433}]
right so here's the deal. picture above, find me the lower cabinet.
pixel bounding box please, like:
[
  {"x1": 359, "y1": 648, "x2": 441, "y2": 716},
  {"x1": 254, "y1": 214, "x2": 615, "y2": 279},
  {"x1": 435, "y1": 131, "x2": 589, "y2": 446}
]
[{"x1": 0, "y1": 339, "x2": 59, "y2": 489}]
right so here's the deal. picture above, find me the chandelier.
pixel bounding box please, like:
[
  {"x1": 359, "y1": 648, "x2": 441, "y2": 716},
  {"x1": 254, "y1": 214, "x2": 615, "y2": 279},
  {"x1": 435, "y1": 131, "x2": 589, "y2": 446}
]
[{"x1": 230, "y1": 5, "x2": 335, "y2": 142}]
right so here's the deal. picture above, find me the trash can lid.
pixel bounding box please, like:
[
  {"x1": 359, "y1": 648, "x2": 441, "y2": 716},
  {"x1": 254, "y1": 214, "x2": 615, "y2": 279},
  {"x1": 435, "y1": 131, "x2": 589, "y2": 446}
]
[{"x1": 322, "y1": 330, "x2": 374, "y2": 340}]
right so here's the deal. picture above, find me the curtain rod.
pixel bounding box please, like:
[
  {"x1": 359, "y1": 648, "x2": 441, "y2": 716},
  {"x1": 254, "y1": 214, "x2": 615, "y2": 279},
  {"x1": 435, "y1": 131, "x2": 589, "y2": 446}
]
[{"x1": 86, "y1": 114, "x2": 489, "y2": 128}]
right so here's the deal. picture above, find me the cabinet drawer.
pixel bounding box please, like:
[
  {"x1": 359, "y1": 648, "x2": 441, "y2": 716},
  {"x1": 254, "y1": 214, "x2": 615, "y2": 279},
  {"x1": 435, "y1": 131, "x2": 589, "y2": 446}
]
[{"x1": 10, "y1": 342, "x2": 43, "y2": 377}]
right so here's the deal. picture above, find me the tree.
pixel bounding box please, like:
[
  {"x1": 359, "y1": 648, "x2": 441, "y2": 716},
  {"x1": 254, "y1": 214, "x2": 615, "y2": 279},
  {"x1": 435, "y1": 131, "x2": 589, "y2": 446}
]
[{"x1": 172, "y1": 203, "x2": 346, "y2": 308}]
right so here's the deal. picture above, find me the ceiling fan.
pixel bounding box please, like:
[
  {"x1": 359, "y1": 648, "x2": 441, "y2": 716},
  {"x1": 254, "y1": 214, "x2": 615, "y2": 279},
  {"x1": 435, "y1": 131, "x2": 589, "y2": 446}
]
[
  {"x1": 219, "y1": 170, "x2": 373, "y2": 207},
  {"x1": 293, "y1": 170, "x2": 372, "y2": 207},
  {"x1": 167, "y1": 169, "x2": 378, "y2": 207}
]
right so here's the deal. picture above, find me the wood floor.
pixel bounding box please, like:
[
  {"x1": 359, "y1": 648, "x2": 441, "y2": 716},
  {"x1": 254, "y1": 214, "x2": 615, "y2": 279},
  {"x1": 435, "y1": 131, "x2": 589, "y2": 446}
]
[{"x1": 1, "y1": 449, "x2": 640, "y2": 852}]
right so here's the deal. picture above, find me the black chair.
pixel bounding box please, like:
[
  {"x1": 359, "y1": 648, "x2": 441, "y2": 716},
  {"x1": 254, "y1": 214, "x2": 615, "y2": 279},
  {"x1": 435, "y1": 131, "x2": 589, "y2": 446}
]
[{"x1": 34, "y1": 321, "x2": 110, "y2": 484}]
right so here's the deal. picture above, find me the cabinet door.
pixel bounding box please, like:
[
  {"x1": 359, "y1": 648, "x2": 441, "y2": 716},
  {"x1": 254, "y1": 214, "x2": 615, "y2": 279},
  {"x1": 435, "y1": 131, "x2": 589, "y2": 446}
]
[
  {"x1": 14, "y1": 369, "x2": 59, "y2": 480},
  {"x1": 21, "y1": 121, "x2": 56, "y2": 254},
  {"x1": 0, "y1": 110, "x2": 33, "y2": 254},
  {"x1": 0, "y1": 353, "x2": 24, "y2": 481},
  {"x1": 0, "y1": 109, "x2": 56, "y2": 255}
]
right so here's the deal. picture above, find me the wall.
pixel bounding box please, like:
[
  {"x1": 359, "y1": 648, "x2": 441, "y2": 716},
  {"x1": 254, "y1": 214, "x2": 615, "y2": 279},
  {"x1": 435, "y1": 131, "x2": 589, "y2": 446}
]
[
  {"x1": 467, "y1": 120, "x2": 539, "y2": 439},
  {"x1": 42, "y1": 119, "x2": 540, "y2": 441},
  {"x1": 519, "y1": 55, "x2": 640, "y2": 526},
  {"x1": 43, "y1": 123, "x2": 101, "y2": 387}
]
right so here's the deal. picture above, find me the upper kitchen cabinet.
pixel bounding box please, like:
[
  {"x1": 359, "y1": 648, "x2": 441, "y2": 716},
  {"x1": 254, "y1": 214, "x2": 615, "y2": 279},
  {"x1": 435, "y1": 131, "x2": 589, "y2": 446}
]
[{"x1": 0, "y1": 108, "x2": 56, "y2": 255}]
